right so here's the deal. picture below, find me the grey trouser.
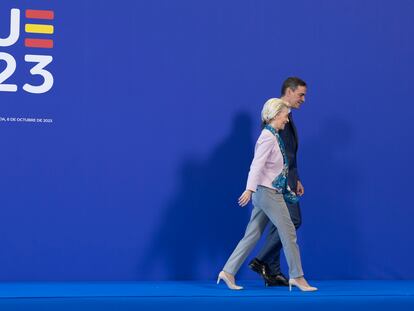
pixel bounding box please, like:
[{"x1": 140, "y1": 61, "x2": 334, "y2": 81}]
[{"x1": 223, "y1": 186, "x2": 304, "y2": 278}]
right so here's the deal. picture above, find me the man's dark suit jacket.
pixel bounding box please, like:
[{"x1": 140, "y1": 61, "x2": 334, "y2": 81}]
[{"x1": 279, "y1": 113, "x2": 300, "y2": 191}]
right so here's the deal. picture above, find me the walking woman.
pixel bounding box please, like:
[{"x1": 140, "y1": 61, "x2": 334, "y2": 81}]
[{"x1": 217, "y1": 98, "x2": 317, "y2": 291}]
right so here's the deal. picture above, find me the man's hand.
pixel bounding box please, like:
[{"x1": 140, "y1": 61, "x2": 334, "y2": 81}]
[
  {"x1": 296, "y1": 180, "x2": 305, "y2": 196},
  {"x1": 238, "y1": 190, "x2": 253, "y2": 207}
]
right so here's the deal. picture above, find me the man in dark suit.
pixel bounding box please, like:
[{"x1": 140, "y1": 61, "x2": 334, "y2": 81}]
[{"x1": 249, "y1": 77, "x2": 307, "y2": 286}]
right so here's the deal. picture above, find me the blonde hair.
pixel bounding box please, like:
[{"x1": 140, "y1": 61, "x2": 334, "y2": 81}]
[{"x1": 261, "y1": 98, "x2": 290, "y2": 126}]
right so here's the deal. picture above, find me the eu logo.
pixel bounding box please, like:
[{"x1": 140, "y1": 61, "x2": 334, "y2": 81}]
[{"x1": 0, "y1": 8, "x2": 54, "y2": 94}]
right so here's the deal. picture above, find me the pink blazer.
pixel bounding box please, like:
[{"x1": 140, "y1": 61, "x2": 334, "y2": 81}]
[{"x1": 246, "y1": 129, "x2": 284, "y2": 192}]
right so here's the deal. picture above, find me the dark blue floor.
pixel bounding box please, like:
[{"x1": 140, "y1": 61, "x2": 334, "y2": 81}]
[{"x1": 0, "y1": 280, "x2": 413, "y2": 310}]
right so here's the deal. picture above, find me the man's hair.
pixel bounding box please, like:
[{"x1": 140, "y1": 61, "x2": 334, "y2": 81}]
[{"x1": 281, "y1": 77, "x2": 307, "y2": 96}]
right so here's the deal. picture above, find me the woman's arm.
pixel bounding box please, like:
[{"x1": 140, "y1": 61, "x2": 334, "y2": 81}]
[{"x1": 245, "y1": 133, "x2": 274, "y2": 192}]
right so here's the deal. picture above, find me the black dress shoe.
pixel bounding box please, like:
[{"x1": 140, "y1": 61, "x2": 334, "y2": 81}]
[
  {"x1": 265, "y1": 273, "x2": 289, "y2": 287},
  {"x1": 248, "y1": 258, "x2": 289, "y2": 287},
  {"x1": 248, "y1": 258, "x2": 268, "y2": 275}
]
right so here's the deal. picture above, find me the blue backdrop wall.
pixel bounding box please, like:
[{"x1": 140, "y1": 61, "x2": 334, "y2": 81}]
[{"x1": 1, "y1": 0, "x2": 413, "y2": 281}]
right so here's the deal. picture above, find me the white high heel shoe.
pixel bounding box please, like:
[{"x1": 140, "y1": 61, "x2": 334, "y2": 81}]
[
  {"x1": 289, "y1": 278, "x2": 318, "y2": 292},
  {"x1": 217, "y1": 271, "x2": 243, "y2": 290}
]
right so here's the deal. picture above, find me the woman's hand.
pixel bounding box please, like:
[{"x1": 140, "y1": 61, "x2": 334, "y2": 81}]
[{"x1": 238, "y1": 190, "x2": 253, "y2": 207}]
